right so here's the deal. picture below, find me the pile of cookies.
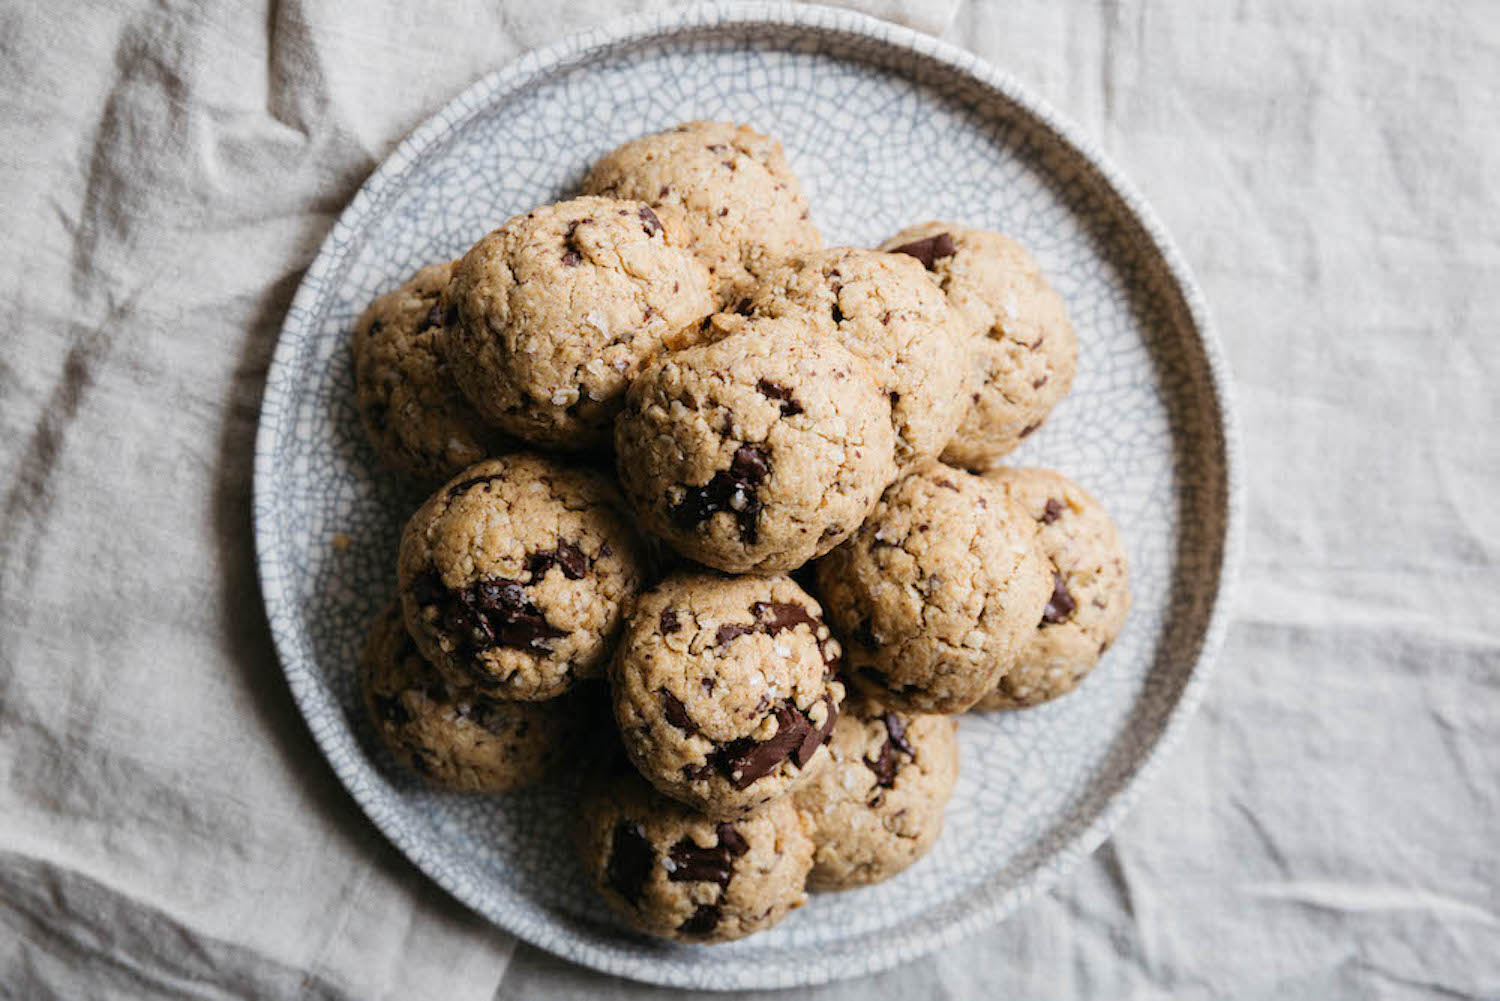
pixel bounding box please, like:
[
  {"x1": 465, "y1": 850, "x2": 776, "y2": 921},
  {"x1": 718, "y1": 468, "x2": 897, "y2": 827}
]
[{"x1": 352, "y1": 122, "x2": 1130, "y2": 944}]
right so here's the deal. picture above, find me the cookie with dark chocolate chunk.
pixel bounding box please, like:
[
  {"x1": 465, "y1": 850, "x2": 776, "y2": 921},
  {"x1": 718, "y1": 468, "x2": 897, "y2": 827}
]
[{"x1": 609, "y1": 571, "x2": 844, "y2": 818}]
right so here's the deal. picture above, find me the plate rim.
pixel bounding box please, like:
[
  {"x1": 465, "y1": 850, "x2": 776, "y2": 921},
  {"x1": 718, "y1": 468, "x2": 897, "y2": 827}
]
[{"x1": 253, "y1": 1, "x2": 1243, "y2": 989}]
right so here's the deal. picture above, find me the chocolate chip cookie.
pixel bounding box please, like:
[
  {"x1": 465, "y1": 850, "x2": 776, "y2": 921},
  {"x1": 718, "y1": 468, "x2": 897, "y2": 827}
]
[
  {"x1": 882, "y1": 223, "x2": 1077, "y2": 469},
  {"x1": 360, "y1": 602, "x2": 577, "y2": 793},
  {"x1": 741, "y1": 247, "x2": 971, "y2": 465},
  {"x1": 973, "y1": 467, "x2": 1131, "y2": 709},
  {"x1": 351, "y1": 261, "x2": 508, "y2": 480},
  {"x1": 442, "y1": 196, "x2": 714, "y2": 450},
  {"x1": 582, "y1": 121, "x2": 821, "y2": 306},
  {"x1": 793, "y1": 697, "x2": 959, "y2": 890},
  {"x1": 815, "y1": 461, "x2": 1052, "y2": 714},
  {"x1": 577, "y1": 756, "x2": 813, "y2": 943},
  {"x1": 610, "y1": 572, "x2": 844, "y2": 818},
  {"x1": 397, "y1": 453, "x2": 646, "y2": 701},
  {"x1": 614, "y1": 315, "x2": 897, "y2": 573}
]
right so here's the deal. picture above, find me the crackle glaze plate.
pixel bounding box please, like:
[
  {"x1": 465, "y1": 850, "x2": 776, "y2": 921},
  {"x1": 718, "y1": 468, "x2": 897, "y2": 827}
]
[{"x1": 253, "y1": 2, "x2": 1239, "y2": 990}]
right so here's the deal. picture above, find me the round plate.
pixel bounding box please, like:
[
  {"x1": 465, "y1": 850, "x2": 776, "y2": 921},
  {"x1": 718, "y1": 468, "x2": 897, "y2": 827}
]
[{"x1": 254, "y1": 2, "x2": 1239, "y2": 990}]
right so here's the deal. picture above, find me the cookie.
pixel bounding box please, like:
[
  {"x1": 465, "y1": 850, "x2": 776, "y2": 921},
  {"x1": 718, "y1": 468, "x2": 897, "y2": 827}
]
[
  {"x1": 793, "y1": 697, "x2": 959, "y2": 890},
  {"x1": 973, "y1": 467, "x2": 1131, "y2": 709},
  {"x1": 610, "y1": 572, "x2": 844, "y2": 818},
  {"x1": 742, "y1": 247, "x2": 971, "y2": 465},
  {"x1": 815, "y1": 461, "x2": 1051, "y2": 714},
  {"x1": 577, "y1": 756, "x2": 813, "y2": 943},
  {"x1": 442, "y1": 196, "x2": 714, "y2": 450},
  {"x1": 351, "y1": 261, "x2": 508, "y2": 480},
  {"x1": 582, "y1": 121, "x2": 821, "y2": 306},
  {"x1": 360, "y1": 602, "x2": 576, "y2": 793},
  {"x1": 614, "y1": 315, "x2": 897, "y2": 573},
  {"x1": 397, "y1": 453, "x2": 646, "y2": 701},
  {"x1": 881, "y1": 223, "x2": 1077, "y2": 468}
]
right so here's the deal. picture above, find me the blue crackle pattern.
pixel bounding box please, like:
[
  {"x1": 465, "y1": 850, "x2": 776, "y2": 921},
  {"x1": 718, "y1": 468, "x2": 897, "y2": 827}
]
[{"x1": 252, "y1": 2, "x2": 1241, "y2": 990}]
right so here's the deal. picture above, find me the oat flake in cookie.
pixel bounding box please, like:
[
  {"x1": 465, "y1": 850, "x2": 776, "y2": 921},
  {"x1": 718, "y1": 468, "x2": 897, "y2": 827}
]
[
  {"x1": 742, "y1": 246, "x2": 971, "y2": 467},
  {"x1": 442, "y1": 195, "x2": 713, "y2": 450},
  {"x1": 793, "y1": 697, "x2": 959, "y2": 891},
  {"x1": 577, "y1": 756, "x2": 813, "y2": 944},
  {"x1": 360, "y1": 603, "x2": 576, "y2": 793},
  {"x1": 397, "y1": 453, "x2": 646, "y2": 701},
  {"x1": 351, "y1": 261, "x2": 509, "y2": 480},
  {"x1": 610, "y1": 572, "x2": 844, "y2": 819},
  {"x1": 816, "y1": 461, "x2": 1052, "y2": 714},
  {"x1": 973, "y1": 467, "x2": 1131, "y2": 709},
  {"x1": 582, "y1": 121, "x2": 822, "y2": 307},
  {"x1": 614, "y1": 315, "x2": 897, "y2": 574},
  {"x1": 881, "y1": 222, "x2": 1077, "y2": 469}
]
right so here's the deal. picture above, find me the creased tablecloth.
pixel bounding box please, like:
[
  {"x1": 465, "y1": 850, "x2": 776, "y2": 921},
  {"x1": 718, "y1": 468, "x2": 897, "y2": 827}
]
[{"x1": 1, "y1": 1, "x2": 1496, "y2": 998}]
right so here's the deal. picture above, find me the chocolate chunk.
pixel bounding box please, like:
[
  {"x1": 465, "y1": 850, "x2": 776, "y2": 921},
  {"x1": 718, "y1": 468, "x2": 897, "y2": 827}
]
[
  {"x1": 417, "y1": 568, "x2": 567, "y2": 659},
  {"x1": 1042, "y1": 498, "x2": 1064, "y2": 524},
  {"x1": 793, "y1": 695, "x2": 837, "y2": 768},
  {"x1": 701, "y1": 677, "x2": 715, "y2": 694},
  {"x1": 864, "y1": 740, "x2": 897, "y2": 787},
  {"x1": 715, "y1": 822, "x2": 749, "y2": 856},
  {"x1": 443, "y1": 303, "x2": 459, "y2": 327},
  {"x1": 883, "y1": 711, "x2": 914, "y2": 756},
  {"x1": 677, "y1": 903, "x2": 721, "y2": 937},
  {"x1": 752, "y1": 601, "x2": 819, "y2": 637},
  {"x1": 669, "y1": 444, "x2": 770, "y2": 543},
  {"x1": 606, "y1": 822, "x2": 653, "y2": 906},
  {"x1": 1019, "y1": 421, "x2": 1042, "y2": 439},
  {"x1": 660, "y1": 689, "x2": 695, "y2": 733},
  {"x1": 659, "y1": 608, "x2": 681, "y2": 634},
  {"x1": 665, "y1": 823, "x2": 748, "y2": 887},
  {"x1": 1042, "y1": 570, "x2": 1076, "y2": 624},
  {"x1": 638, "y1": 206, "x2": 662, "y2": 236},
  {"x1": 755, "y1": 379, "x2": 803, "y2": 416},
  {"x1": 831, "y1": 302, "x2": 844, "y2": 324},
  {"x1": 1032, "y1": 374, "x2": 1049, "y2": 389},
  {"x1": 733, "y1": 297, "x2": 754, "y2": 316},
  {"x1": 934, "y1": 478, "x2": 958, "y2": 491},
  {"x1": 562, "y1": 221, "x2": 584, "y2": 267},
  {"x1": 371, "y1": 693, "x2": 411, "y2": 728},
  {"x1": 444, "y1": 473, "x2": 506, "y2": 500},
  {"x1": 527, "y1": 541, "x2": 589, "y2": 581},
  {"x1": 424, "y1": 304, "x2": 442, "y2": 329},
  {"x1": 714, "y1": 622, "x2": 755, "y2": 647},
  {"x1": 888, "y1": 232, "x2": 957, "y2": 270},
  {"x1": 711, "y1": 702, "x2": 813, "y2": 789}
]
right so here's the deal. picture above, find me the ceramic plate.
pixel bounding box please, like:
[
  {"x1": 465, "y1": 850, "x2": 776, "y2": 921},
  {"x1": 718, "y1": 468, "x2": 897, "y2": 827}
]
[{"x1": 253, "y1": 2, "x2": 1239, "y2": 989}]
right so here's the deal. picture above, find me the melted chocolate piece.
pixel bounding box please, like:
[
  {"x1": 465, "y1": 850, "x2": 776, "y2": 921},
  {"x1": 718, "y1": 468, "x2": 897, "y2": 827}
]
[
  {"x1": 677, "y1": 904, "x2": 721, "y2": 937},
  {"x1": 831, "y1": 302, "x2": 845, "y2": 324},
  {"x1": 444, "y1": 473, "x2": 506, "y2": 500},
  {"x1": 526, "y1": 541, "x2": 589, "y2": 581},
  {"x1": 1042, "y1": 570, "x2": 1076, "y2": 624},
  {"x1": 638, "y1": 206, "x2": 662, "y2": 236},
  {"x1": 1019, "y1": 421, "x2": 1042, "y2": 439},
  {"x1": 888, "y1": 232, "x2": 957, "y2": 270},
  {"x1": 415, "y1": 569, "x2": 566, "y2": 660},
  {"x1": 755, "y1": 379, "x2": 804, "y2": 416},
  {"x1": 883, "y1": 711, "x2": 915, "y2": 756},
  {"x1": 715, "y1": 622, "x2": 756, "y2": 646},
  {"x1": 665, "y1": 822, "x2": 749, "y2": 886},
  {"x1": 562, "y1": 221, "x2": 584, "y2": 267},
  {"x1": 669, "y1": 444, "x2": 770, "y2": 543},
  {"x1": 1042, "y1": 498, "x2": 1064, "y2": 524},
  {"x1": 606, "y1": 822, "x2": 653, "y2": 906},
  {"x1": 659, "y1": 608, "x2": 681, "y2": 634},
  {"x1": 864, "y1": 740, "x2": 897, "y2": 787},
  {"x1": 710, "y1": 697, "x2": 833, "y2": 789},
  {"x1": 660, "y1": 689, "x2": 695, "y2": 733}
]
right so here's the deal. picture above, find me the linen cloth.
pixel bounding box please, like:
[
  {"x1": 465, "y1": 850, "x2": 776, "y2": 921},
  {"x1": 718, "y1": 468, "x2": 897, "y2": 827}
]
[{"x1": 1, "y1": 1, "x2": 1496, "y2": 998}]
